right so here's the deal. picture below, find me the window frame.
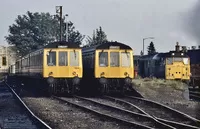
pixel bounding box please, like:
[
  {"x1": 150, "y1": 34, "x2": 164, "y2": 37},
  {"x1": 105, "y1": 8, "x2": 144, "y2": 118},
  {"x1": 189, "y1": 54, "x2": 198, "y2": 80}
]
[
  {"x1": 99, "y1": 51, "x2": 108, "y2": 67},
  {"x1": 47, "y1": 51, "x2": 57, "y2": 66},
  {"x1": 110, "y1": 52, "x2": 120, "y2": 67},
  {"x1": 59, "y1": 51, "x2": 68, "y2": 66},
  {"x1": 69, "y1": 50, "x2": 79, "y2": 66},
  {"x1": 121, "y1": 52, "x2": 131, "y2": 67}
]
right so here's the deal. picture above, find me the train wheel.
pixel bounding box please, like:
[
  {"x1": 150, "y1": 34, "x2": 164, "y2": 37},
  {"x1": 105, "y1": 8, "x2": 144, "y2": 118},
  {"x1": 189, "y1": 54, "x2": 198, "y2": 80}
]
[
  {"x1": 100, "y1": 84, "x2": 108, "y2": 95},
  {"x1": 69, "y1": 85, "x2": 74, "y2": 95},
  {"x1": 53, "y1": 84, "x2": 58, "y2": 95},
  {"x1": 69, "y1": 85, "x2": 79, "y2": 95},
  {"x1": 48, "y1": 84, "x2": 53, "y2": 96},
  {"x1": 100, "y1": 85, "x2": 105, "y2": 95},
  {"x1": 75, "y1": 85, "x2": 80, "y2": 93},
  {"x1": 105, "y1": 85, "x2": 110, "y2": 94}
]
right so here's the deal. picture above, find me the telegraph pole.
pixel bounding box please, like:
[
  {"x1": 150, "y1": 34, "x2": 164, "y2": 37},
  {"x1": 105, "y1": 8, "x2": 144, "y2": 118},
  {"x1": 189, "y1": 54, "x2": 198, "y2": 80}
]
[
  {"x1": 56, "y1": 6, "x2": 62, "y2": 41},
  {"x1": 142, "y1": 37, "x2": 154, "y2": 55},
  {"x1": 65, "y1": 14, "x2": 68, "y2": 42}
]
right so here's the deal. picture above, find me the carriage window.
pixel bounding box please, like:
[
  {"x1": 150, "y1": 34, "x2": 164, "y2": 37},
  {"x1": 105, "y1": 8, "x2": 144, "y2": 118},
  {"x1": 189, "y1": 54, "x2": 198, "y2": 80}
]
[
  {"x1": 70, "y1": 51, "x2": 79, "y2": 66},
  {"x1": 166, "y1": 58, "x2": 173, "y2": 65},
  {"x1": 183, "y1": 58, "x2": 189, "y2": 65},
  {"x1": 110, "y1": 52, "x2": 119, "y2": 67},
  {"x1": 47, "y1": 51, "x2": 56, "y2": 66},
  {"x1": 59, "y1": 52, "x2": 68, "y2": 66},
  {"x1": 121, "y1": 52, "x2": 131, "y2": 67},
  {"x1": 99, "y1": 52, "x2": 108, "y2": 67}
]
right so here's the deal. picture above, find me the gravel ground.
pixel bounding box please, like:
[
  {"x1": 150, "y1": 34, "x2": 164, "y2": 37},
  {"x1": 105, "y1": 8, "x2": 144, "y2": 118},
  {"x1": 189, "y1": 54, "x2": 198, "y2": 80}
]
[
  {"x1": 132, "y1": 79, "x2": 200, "y2": 120},
  {"x1": 60, "y1": 97, "x2": 159, "y2": 128},
  {"x1": 22, "y1": 97, "x2": 136, "y2": 129},
  {"x1": 0, "y1": 84, "x2": 37, "y2": 129}
]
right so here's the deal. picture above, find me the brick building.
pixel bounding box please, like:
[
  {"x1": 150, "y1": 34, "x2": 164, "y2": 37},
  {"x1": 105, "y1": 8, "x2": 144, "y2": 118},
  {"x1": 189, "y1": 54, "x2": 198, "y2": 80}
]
[{"x1": 0, "y1": 46, "x2": 16, "y2": 73}]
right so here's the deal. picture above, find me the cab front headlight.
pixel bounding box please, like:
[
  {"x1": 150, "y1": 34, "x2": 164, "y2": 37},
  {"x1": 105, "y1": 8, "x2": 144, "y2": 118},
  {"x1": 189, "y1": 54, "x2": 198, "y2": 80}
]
[
  {"x1": 124, "y1": 72, "x2": 129, "y2": 77},
  {"x1": 100, "y1": 72, "x2": 105, "y2": 77}
]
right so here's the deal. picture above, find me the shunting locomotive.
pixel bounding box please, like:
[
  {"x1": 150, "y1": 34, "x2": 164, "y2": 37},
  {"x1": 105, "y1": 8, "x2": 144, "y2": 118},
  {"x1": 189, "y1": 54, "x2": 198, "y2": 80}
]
[
  {"x1": 139, "y1": 42, "x2": 190, "y2": 81},
  {"x1": 13, "y1": 41, "x2": 83, "y2": 95},
  {"x1": 82, "y1": 41, "x2": 134, "y2": 94}
]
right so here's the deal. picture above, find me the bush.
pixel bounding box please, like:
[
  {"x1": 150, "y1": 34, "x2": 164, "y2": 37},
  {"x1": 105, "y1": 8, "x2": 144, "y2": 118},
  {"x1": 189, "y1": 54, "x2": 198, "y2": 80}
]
[{"x1": 132, "y1": 78, "x2": 186, "y2": 91}]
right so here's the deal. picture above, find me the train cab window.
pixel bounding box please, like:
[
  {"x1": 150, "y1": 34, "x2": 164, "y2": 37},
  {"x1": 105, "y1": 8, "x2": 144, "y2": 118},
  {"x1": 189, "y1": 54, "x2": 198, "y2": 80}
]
[
  {"x1": 173, "y1": 57, "x2": 182, "y2": 62},
  {"x1": 59, "y1": 52, "x2": 68, "y2": 66},
  {"x1": 70, "y1": 51, "x2": 79, "y2": 66},
  {"x1": 47, "y1": 51, "x2": 56, "y2": 66},
  {"x1": 121, "y1": 52, "x2": 131, "y2": 67},
  {"x1": 110, "y1": 52, "x2": 119, "y2": 67},
  {"x1": 166, "y1": 58, "x2": 173, "y2": 65},
  {"x1": 99, "y1": 52, "x2": 108, "y2": 67},
  {"x1": 183, "y1": 58, "x2": 189, "y2": 65}
]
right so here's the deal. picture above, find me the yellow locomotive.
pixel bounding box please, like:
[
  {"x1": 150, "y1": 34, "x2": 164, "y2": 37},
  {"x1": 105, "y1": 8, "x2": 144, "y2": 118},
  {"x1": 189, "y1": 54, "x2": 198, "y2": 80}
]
[
  {"x1": 139, "y1": 42, "x2": 190, "y2": 81},
  {"x1": 82, "y1": 41, "x2": 134, "y2": 94},
  {"x1": 14, "y1": 41, "x2": 83, "y2": 95}
]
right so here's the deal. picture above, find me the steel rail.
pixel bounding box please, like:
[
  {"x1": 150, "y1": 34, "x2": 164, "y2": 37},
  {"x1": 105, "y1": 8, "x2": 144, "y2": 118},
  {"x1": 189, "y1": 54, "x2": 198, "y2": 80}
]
[
  {"x1": 124, "y1": 95, "x2": 200, "y2": 128},
  {"x1": 52, "y1": 96, "x2": 155, "y2": 129},
  {"x1": 103, "y1": 96, "x2": 200, "y2": 129},
  {"x1": 5, "y1": 82, "x2": 52, "y2": 129},
  {"x1": 74, "y1": 95, "x2": 175, "y2": 129}
]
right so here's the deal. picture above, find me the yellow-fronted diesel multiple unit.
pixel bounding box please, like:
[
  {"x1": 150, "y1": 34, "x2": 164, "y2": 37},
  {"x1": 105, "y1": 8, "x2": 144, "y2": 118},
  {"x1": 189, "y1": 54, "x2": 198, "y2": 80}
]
[
  {"x1": 14, "y1": 41, "x2": 83, "y2": 95},
  {"x1": 94, "y1": 49, "x2": 134, "y2": 78},
  {"x1": 9, "y1": 41, "x2": 135, "y2": 95},
  {"x1": 82, "y1": 41, "x2": 134, "y2": 94},
  {"x1": 43, "y1": 48, "x2": 82, "y2": 78}
]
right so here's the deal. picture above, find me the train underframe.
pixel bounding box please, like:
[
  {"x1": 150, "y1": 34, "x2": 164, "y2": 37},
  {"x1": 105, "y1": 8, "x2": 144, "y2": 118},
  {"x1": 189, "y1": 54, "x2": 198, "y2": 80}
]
[
  {"x1": 82, "y1": 77, "x2": 133, "y2": 95},
  {"x1": 47, "y1": 77, "x2": 81, "y2": 95},
  {"x1": 99, "y1": 78, "x2": 133, "y2": 94},
  {"x1": 11, "y1": 75, "x2": 81, "y2": 96},
  {"x1": 189, "y1": 77, "x2": 200, "y2": 89}
]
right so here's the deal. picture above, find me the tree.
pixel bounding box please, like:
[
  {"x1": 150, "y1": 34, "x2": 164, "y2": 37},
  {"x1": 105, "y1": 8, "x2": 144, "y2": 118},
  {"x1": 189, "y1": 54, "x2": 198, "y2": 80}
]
[
  {"x1": 140, "y1": 50, "x2": 143, "y2": 56},
  {"x1": 85, "y1": 26, "x2": 108, "y2": 46},
  {"x1": 67, "y1": 21, "x2": 85, "y2": 45},
  {"x1": 5, "y1": 11, "x2": 84, "y2": 56},
  {"x1": 147, "y1": 42, "x2": 156, "y2": 55}
]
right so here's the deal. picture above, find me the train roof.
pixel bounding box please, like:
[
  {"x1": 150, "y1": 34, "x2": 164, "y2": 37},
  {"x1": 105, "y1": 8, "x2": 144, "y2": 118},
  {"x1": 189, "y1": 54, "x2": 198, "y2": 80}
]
[
  {"x1": 44, "y1": 41, "x2": 80, "y2": 48},
  {"x1": 187, "y1": 49, "x2": 200, "y2": 64},
  {"x1": 139, "y1": 51, "x2": 188, "y2": 61},
  {"x1": 152, "y1": 53, "x2": 168, "y2": 60},
  {"x1": 133, "y1": 55, "x2": 141, "y2": 60},
  {"x1": 15, "y1": 41, "x2": 80, "y2": 62},
  {"x1": 82, "y1": 41, "x2": 132, "y2": 53}
]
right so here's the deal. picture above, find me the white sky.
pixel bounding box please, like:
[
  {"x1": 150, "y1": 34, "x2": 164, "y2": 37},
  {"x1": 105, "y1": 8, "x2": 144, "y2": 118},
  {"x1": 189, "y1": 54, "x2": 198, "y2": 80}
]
[{"x1": 0, "y1": 0, "x2": 198, "y2": 54}]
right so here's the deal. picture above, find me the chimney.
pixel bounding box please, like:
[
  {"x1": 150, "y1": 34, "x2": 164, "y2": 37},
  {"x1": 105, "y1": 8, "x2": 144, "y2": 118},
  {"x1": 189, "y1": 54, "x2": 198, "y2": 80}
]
[
  {"x1": 182, "y1": 46, "x2": 187, "y2": 52},
  {"x1": 191, "y1": 46, "x2": 196, "y2": 50},
  {"x1": 175, "y1": 42, "x2": 180, "y2": 52}
]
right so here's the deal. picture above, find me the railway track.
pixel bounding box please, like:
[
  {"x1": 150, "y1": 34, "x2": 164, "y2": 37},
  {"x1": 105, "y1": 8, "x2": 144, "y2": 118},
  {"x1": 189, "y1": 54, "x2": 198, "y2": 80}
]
[
  {"x1": 107, "y1": 95, "x2": 200, "y2": 129},
  {"x1": 189, "y1": 91, "x2": 200, "y2": 101},
  {"x1": 4, "y1": 82, "x2": 52, "y2": 129},
  {"x1": 5, "y1": 78, "x2": 200, "y2": 129},
  {"x1": 53, "y1": 95, "x2": 178, "y2": 129}
]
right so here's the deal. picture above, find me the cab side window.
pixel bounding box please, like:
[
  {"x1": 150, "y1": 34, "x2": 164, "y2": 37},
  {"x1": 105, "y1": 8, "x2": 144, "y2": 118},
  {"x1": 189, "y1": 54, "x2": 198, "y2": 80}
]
[
  {"x1": 47, "y1": 52, "x2": 56, "y2": 66},
  {"x1": 99, "y1": 52, "x2": 108, "y2": 67}
]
